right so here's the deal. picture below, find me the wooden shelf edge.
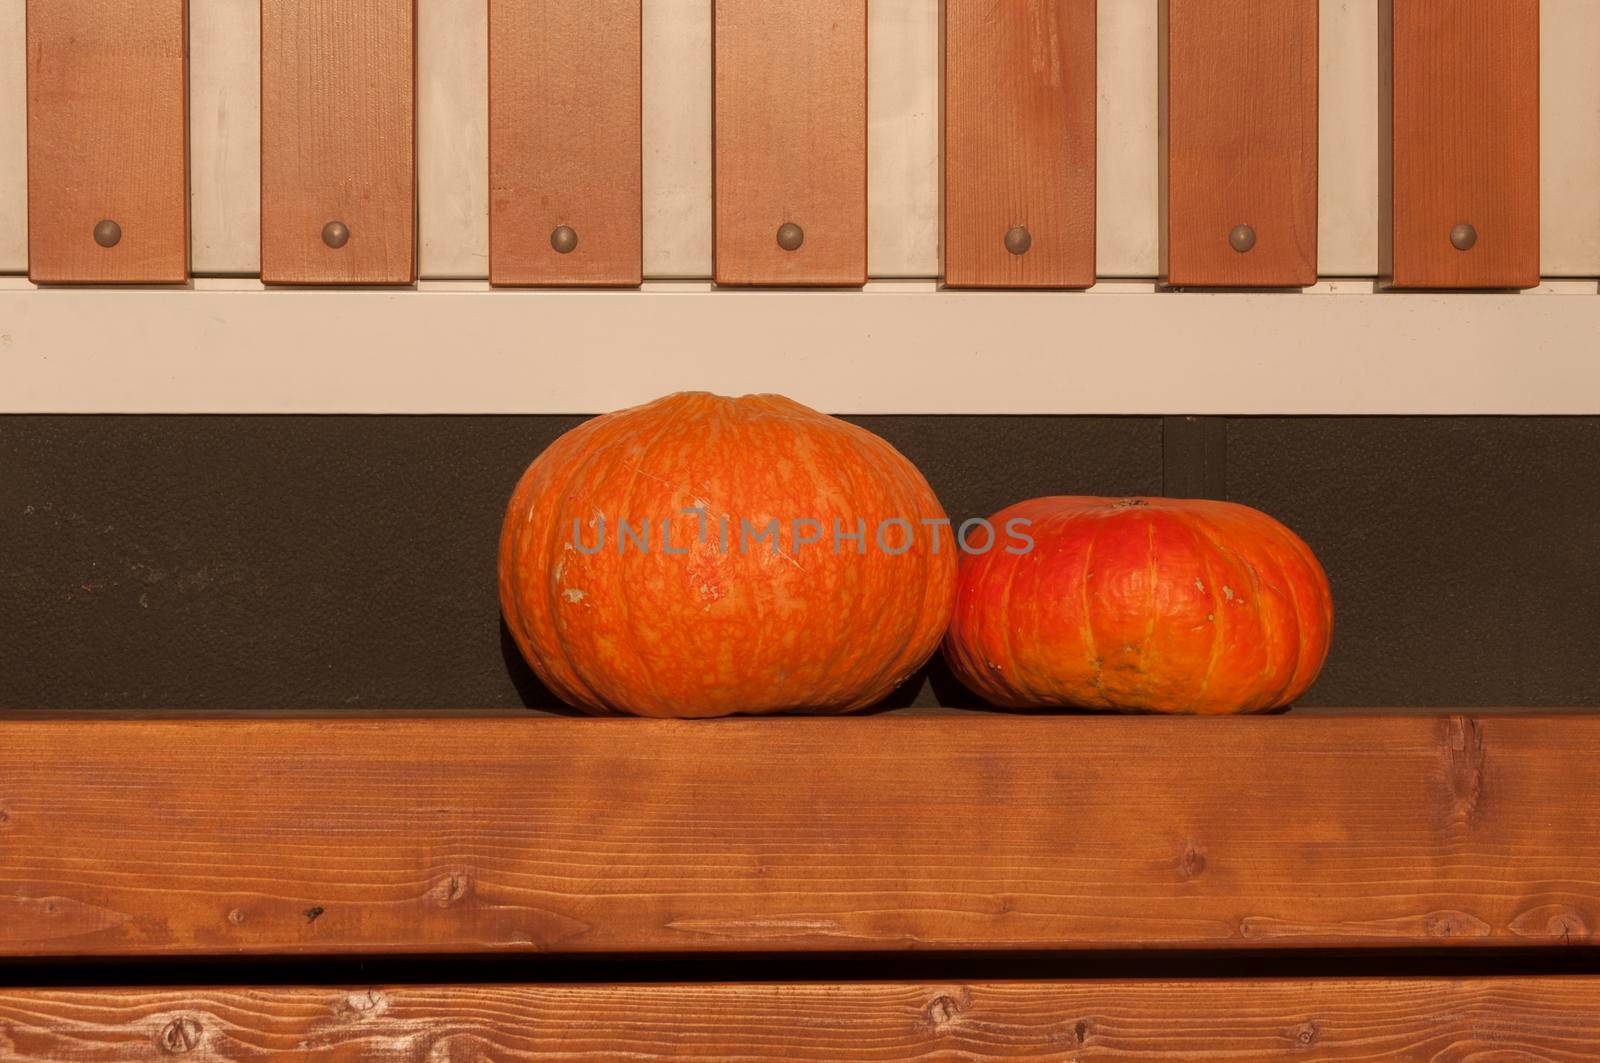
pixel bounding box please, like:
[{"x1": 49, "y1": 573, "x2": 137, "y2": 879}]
[
  {"x1": 2, "y1": 714, "x2": 1597, "y2": 957},
  {"x1": 3, "y1": 978, "x2": 1600, "y2": 1058}
]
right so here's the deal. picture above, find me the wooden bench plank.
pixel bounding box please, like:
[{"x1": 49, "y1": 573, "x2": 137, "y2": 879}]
[
  {"x1": 489, "y1": 0, "x2": 642, "y2": 286},
  {"x1": 943, "y1": 0, "x2": 1096, "y2": 288},
  {"x1": 260, "y1": 0, "x2": 416, "y2": 285},
  {"x1": 1, "y1": 715, "x2": 1597, "y2": 956},
  {"x1": 713, "y1": 0, "x2": 867, "y2": 286},
  {"x1": 25, "y1": 0, "x2": 189, "y2": 284},
  {"x1": 1163, "y1": 0, "x2": 1318, "y2": 288},
  {"x1": 1385, "y1": 0, "x2": 1540, "y2": 289},
  {"x1": 4, "y1": 980, "x2": 1600, "y2": 1059}
]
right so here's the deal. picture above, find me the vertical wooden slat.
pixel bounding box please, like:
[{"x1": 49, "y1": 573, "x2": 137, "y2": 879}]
[
  {"x1": 25, "y1": 0, "x2": 188, "y2": 284},
  {"x1": 1097, "y1": 0, "x2": 1161, "y2": 278},
  {"x1": 1319, "y1": 0, "x2": 1381, "y2": 277},
  {"x1": 419, "y1": 0, "x2": 489, "y2": 280},
  {"x1": 1385, "y1": 0, "x2": 1539, "y2": 290},
  {"x1": 944, "y1": 0, "x2": 1095, "y2": 289},
  {"x1": 869, "y1": 0, "x2": 939, "y2": 278},
  {"x1": 713, "y1": 0, "x2": 867, "y2": 287},
  {"x1": 490, "y1": 0, "x2": 641, "y2": 286},
  {"x1": 642, "y1": 0, "x2": 713, "y2": 279},
  {"x1": 1163, "y1": 0, "x2": 1318, "y2": 288},
  {"x1": 190, "y1": 0, "x2": 261, "y2": 276},
  {"x1": 1540, "y1": 0, "x2": 1600, "y2": 277},
  {"x1": 0, "y1": 0, "x2": 26, "y2": 273},
  {"x1": 261, "y1": 0, "x2": 416, "y2": 286}
]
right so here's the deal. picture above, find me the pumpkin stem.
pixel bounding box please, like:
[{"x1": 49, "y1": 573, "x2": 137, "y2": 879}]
[{"x1": 1111, "y1": 498, "x2": 1149, "y2": 508}]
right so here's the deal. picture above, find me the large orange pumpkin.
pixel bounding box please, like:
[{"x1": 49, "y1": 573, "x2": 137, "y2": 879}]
[
  {"x1": 944, "y1": 497, "x2": 1333, "y2": 714},
  {"x1": 499, "y1": 392, "x2": 958, "y2": 717}
]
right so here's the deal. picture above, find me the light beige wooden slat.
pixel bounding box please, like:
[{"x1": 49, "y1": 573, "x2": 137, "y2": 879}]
[
  {"x1": 0, "y1": 0, "x2": 25, "y2": 273},
  {"x1": 713, "y1": 0, "x2": 867, "y2": 286},
  {"x1": 1097, "y1": 0, "x2": 1160, "y2": 278},
  {"x1": 1542, "y1": 0, "x2": 1600, "y2": 277},
  {"x1": 189, "y1": 0, "x2": 261, "y2": 276},
  {"x1": 6, "y1": 981, "x2": 1600, "y2": 1059},
  {"x1": 869, "y1": 0, "x2": 939, "y2": 278},
  {"x1": 489, "y1": 0, "x2": 641, "y2": 286},
  {"x1": 25, "y1": 0, "x2": 189, "y2": 284},
  {"x1": 642, "y1": 0, "x2": 713, "y2": 278},
  {"x1": 419, "y1": 0, "x2": 489, "y2": 279},
  {"x1": 260, "y1": 0, "x2": 417, "y2": 285},
  {"x1": 1319, "y1": 0, "x2": 1380, "y2": 276}
]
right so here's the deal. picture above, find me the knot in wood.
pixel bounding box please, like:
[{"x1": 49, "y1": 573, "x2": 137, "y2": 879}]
[{"x1": 159, "y1": 1016, "x2": 202, "y2": 1054}]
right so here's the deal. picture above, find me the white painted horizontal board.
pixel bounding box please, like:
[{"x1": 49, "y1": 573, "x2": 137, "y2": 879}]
[
  {"x1": 642, "y1": 0, "x2": 713, "y2": 278},
  {"x1": 418, "y1": 0, "x2": 488, "y2": 279},
  {"x1": 0, "y1": 0, "x2": 24, "y2": 273},
  {"x1": 1542, "y1": 0, "x2": 1600, "y2": 277},
  {"x1": 2, "y1": 282, "x2": 1596, "y2": 414},
  {"x1": 189, "y1": 0, "x2": 262, "y2": 276},
  {"x1": 1318, "y1": 0, "x2": 1380, "y2": 277},
  {"x1": 1096, "y1": 0, "x2": 1160, "y2": 277},
  {"x1": 868, "y1": 0, "x2": 939, "y2": 278}
]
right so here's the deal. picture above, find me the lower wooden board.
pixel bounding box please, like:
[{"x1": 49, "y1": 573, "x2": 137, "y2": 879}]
[
  {"x1": 3, "y1": 979, "x2": 1600, "y2": 1059},
  {"x1": 2, "y1": 715, "x2": 1598, "y2": 956}
]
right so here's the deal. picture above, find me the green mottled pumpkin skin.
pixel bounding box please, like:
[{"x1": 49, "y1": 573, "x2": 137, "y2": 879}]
[
  {"x1": 944, "y1": 497, "x2": 1333, "y2": 715},
  {"x1": 499, "y1": 392, "x2": 958, "y2": 717}
]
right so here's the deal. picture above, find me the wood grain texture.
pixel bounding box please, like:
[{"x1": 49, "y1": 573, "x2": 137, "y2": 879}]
[
  {"x1": 24, "y1": 0, "x2": 188, "y2": 284},
  {"x1": 1385, "y1": 0, "x2": 1540, "y2": 289},
  {"x1": 944, "y1": 0, "x2": 1095, "y2": 288},
  {"x1": 2, "y1": 715, "x2": 1599, "y2": 956},
  {"x1": 6, "y1": 979, "x2": 1600, "y2": 1061},
  {"x1": 189, "y1": 0, "x2": 261, "y2": 276},
  {"x1": 1163, "y1": 0, "x2": 1317, "y2": 287},
  {"x1": 260, "y1": 0, "x2": 416, "y2": 285},
  {"x1": 713, "y1": 0, "x2": 867, "y2": 286},
  {"x1": 489, "y1": 0, "x2": 641, "y2": 286}
]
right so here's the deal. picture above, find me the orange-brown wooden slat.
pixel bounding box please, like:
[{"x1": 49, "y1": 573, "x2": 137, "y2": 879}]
[
  {"x1": 944, "y1": 0, "x2": 1095, "y2": 289},
  {"x1": 2, "y1": 715, "x2": 1599, "y2": 956},
  {"x1": 489, "y1": 0, "x2": 642, "y2": 286},
  {"x1": 1163, "y1": 0, "x2": 1318, "y2": 288},
  {"x1": 260, "y1": 0, "x2": 416, "y2": 285},
  {"x1": 6, "y1": 980, "x2": 1600, "y2": 1060},
  {"x1": 25, "y1": 0, "x2": 189, "y2": 284},
  {"x1": 1385, "y1": 0, "x2": 1539, "y2": 289},
  {"x1": 713, "y1": 0, "x2": 867, "y2": 286}
]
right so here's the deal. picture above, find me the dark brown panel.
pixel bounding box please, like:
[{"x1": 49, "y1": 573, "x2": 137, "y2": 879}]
[
  {"x1": 5, "y1": 980, "x2": 1600, "y2": 1058},
  {"x1": 1227, "y1": 418, "x2": 1600, "y2": 707},
  {"x1": 2, "y1": 714, "x2": 1598, "y2": 955},
  {"x1": 0, "y1": 416, "x2": 1160, "y2": 710}
]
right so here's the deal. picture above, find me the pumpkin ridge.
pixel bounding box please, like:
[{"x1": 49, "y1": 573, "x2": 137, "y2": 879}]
[{"x1": 1080, "y1": 514, "x2": 1107, "y2": 706}]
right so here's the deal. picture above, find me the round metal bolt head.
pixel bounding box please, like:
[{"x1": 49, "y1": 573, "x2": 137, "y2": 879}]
[
  {"x1": 1229, "y1": 224, "x2": 1257, "y2": 253},
  {"x1": 1450, "y1": 222, "x2": 1478, "y2": 252},
  {"x1": 776, "y1": 222, "x2": 804, "y2": 252},
  {"x1": 550, "y1": 225, "x2": 578, "y2": 254},
  {"x1": 321, "y1": 220, "x2": 350, "y2": 249},
  {"x1": 1004, "y1": 225, "x2": 1032, "y2": 256},
  {"x1": 93, "y1": 219, "x2": 122, "y2": 248}
]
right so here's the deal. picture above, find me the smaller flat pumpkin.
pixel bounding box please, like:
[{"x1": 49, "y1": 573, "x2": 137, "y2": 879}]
[{"x1": 943, "y1": 496, "x2": 1333, "y2": 714}]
